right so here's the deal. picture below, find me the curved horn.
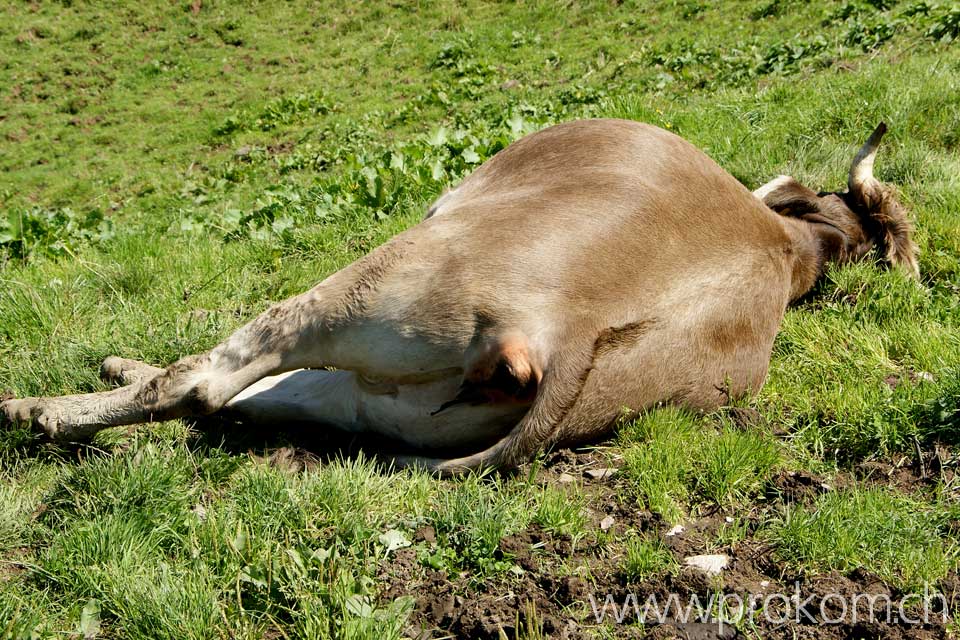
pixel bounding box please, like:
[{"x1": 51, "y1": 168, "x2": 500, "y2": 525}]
[
  {"x1": 845, "y1": 122, "x2": 920, "y2": 278},
  {"x1": 848, "y1": 122, "x2": 887, "y2": 194}
]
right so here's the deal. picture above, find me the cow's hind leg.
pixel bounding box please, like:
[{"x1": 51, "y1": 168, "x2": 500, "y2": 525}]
[
  {"x1": 0, "y1": 242, "x2": 442, "y2": 441},
  {"x1": 0, "y1": 300, "x2": 308, "y2": 441},
  {"x1": 2, "y1": 288, "x2": 331, "y2": 441}
]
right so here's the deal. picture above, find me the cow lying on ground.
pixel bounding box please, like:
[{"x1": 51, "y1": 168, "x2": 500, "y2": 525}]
[{"x1": 1, "y1": 119, "x2": 918, "y2": 474}]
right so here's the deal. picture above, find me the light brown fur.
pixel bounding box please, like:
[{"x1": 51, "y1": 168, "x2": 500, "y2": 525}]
[{"x1": 1, "y1": 119, "x2": 918, "y2": 474}]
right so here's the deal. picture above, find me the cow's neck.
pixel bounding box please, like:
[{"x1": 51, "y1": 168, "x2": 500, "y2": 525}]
[{"x1": 780, "y1": 216, "x2": 837, "y2": 302}]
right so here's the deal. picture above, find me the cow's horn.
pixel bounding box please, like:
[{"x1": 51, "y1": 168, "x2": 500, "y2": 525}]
[{"x1": 848, "y1": 122, "x2": 887, "y2": 196}]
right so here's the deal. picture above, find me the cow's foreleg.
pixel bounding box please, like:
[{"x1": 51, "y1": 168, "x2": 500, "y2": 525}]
[{"x1": 394, "y1": 345, "x2": 594, "y2": 475}]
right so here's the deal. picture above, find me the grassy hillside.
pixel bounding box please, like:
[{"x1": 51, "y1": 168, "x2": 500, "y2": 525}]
[{"x1": 1, "y1": 1, "x2": 959, "y2": 638}]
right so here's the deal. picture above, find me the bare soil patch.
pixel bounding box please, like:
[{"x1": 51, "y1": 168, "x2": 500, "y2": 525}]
[{"x1": 376, "y1": 448, "x2": 955, "y2": 639}]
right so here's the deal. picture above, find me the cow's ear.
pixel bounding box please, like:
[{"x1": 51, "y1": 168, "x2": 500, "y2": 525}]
[{"x1": 753, "y1": 175, "x2": 823, "y2": 217}]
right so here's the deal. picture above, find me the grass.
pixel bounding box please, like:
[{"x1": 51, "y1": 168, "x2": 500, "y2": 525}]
[
  {"x1": 771, "y1": 487, "x2": 958, "y2": 591},
  {"x1": 533, "y1": 484, "x2": 588, "y2": 539},
  {"x1": 426, "y1": 474, "x2": 531, "y2": 579},
  {"x1": 618, "y1": 408, "x2": 781, "y2": 520},
  {"x1": 623, "y1": 536, "x2": 676, "y2": 583},
  {"x1": 1, "y1": 0, "x2": 959, "y2": 637}
]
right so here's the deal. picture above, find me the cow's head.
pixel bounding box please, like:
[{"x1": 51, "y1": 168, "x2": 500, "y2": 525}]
[{"x1": 754, "y1": 123, "x2": 920, "y2": 279}]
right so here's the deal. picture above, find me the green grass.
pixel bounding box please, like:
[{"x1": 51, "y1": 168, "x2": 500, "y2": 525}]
[
  {"x1": 426, "y1": 474, "x2": 531, "y2": 579},
  {"x1": 2, "y1": 0, "x2": 960, "y2": 637},
  {"x1": 771, "y1": 487, "x2": 958, "y2": 591},
  {"x1": 533, "y1": 484, "x2": 588, "y2": 539},
  {"x1": 618, "y1": 408, "x2": 781, "y2": 520},
  {"x1": 623, "y1": 536, "x2": 676, "y2": 583}
]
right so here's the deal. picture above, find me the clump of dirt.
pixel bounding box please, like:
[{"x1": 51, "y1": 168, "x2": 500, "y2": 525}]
[
  {"x1": 378, "y1": 547, "x2": 422, "y2": 603},
  {"x1": 755, "y1": 568, "x2": 949, "y2": 640},
  {"x1": 855, "y1": 445, "x2": 957, "y2": 493},
  {"x1": 411, "y1": 570, "x2": 584, "y2": 639},
  {"x1": 645, "y1": 621, "x2": 736, "y2": 639},
  {"x1": 499, "y1": 525, "x2": 574, "y2": 568},
  {"x1": 856, "y1": 457, "x2": 930, "y2": 492},
  {"x1": 266, "y1": 140, "x2": 295, "y2": 155},
  {"x1": 766, "y1": 469, "x2": 832, "y2": 504},
  {"x1": 381, "y1": 552, "x2": 589, "y2": 639}
]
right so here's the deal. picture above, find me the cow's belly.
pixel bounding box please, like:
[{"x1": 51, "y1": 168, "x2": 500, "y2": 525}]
[{"x1": 225, "y1": 368, "x2": 528, "y2": 450}]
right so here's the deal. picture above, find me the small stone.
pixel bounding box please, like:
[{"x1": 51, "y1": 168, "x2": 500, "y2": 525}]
[
  {"x1": 557, "y1": 473, "x2": 576, "y2": 484},
  {"x1": 760, "y1": 580, "x2": 771, "y2": 588},
  {"x1": 413, "y1": 525, "x2": 436, "y2": 544},
  {"x1": 684, "y1": 554, "x2": 730, "y2": 576},
  {"x1": 585, "y1": 467, "x2": 618, "y2": 480},
  {"x1": 724, "y1": 516, "x2": 734, "y2": 523},
  {"x1": 191, "y1": 503, "x2": 207, "y2": 521},
  {"x1": 600, "y1": 516, "x2": 616, "y2": 531},
  {"x1": 665, "y1": 524, "x2": 685, "y2": 536},
  {"x1": 916, "y1": 371, "x2": 935, "y2": 383}
]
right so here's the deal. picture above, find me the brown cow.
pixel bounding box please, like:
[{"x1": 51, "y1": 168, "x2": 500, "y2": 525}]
[{"x1": 1, "y1": 119, "x2": 918, "y2": 474}]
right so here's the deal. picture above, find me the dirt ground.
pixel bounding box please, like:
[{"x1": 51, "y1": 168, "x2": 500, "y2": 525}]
[{"x1": 376, "y1": 448, "x2": 957, "y2": 640}]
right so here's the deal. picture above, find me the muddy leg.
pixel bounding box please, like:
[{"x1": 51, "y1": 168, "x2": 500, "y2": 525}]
[
  {"x1": 0, "y1": 287, "x2": 337, "y2": 440},
  {"x1": 100, "y1": 357, "x2": 164, "y2": 386},
  {"x1": 0, "y1": 239, "x2": 458, "y2": 441}
]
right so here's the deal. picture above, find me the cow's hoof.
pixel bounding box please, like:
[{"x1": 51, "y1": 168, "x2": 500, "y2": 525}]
[
  {"x1": 0, "y1": 398, "x2": 62, "y2": 439},
  {"x1": 100, "y1": 356, "x2": 123, "y2": 382},
  {"x1": 100, "y1": 356, "x2": 161, "y2": 386}
]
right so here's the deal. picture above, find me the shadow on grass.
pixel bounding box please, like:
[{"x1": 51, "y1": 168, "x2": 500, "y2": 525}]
[
  {"x1": 3, "y1": 371, "x2": 957, "y2": 473},
  {"x1": 184, "y1": 413, "x2": 506, "y2": 474}
]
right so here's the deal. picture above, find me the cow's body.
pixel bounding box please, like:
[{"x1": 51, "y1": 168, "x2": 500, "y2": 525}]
[
  {"x1": 1, "y1": 119, "x2": 918, "y2": 473},
  {"x1": 224, "y1": 120, "x2": 792, "y2": 451}
]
